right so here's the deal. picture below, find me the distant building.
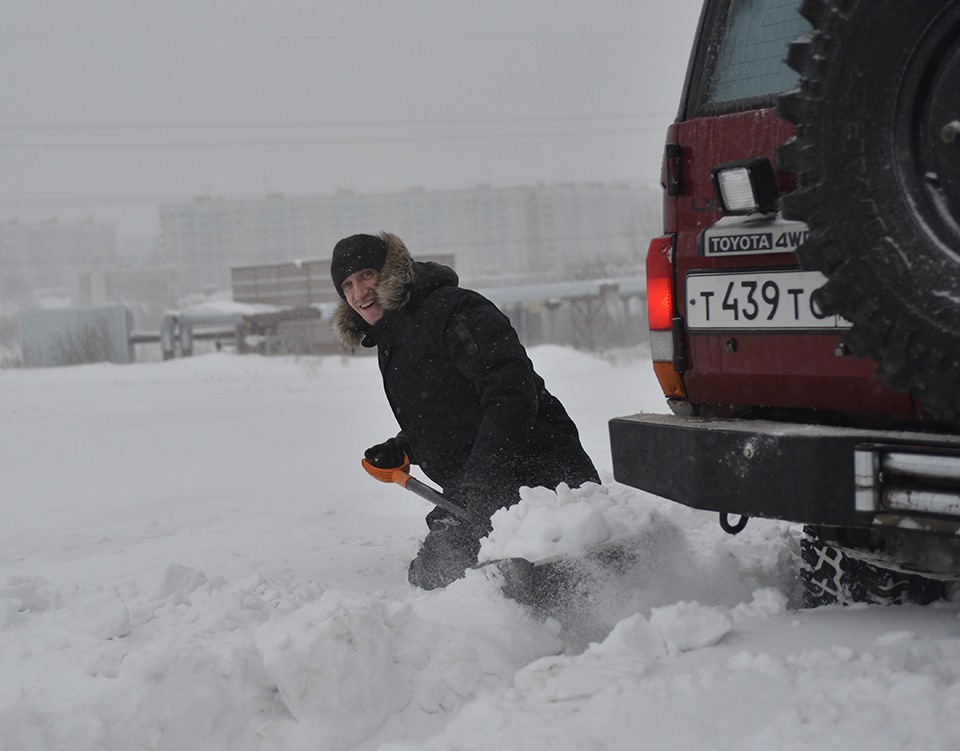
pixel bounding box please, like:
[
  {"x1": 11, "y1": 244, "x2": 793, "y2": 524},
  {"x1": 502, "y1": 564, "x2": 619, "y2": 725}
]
[
  {"x1": 159, "y1": 182, "x2": 654, "y2": 295},
  {"x1": 76, "y1": 259, "x2": 177, "y2": 309},
  {"x1": 231, "y1": 253, "x2": 456, "y2": 308},
  {"x1": 0, "y1": 217, "x2": 118, "y2": 297}
]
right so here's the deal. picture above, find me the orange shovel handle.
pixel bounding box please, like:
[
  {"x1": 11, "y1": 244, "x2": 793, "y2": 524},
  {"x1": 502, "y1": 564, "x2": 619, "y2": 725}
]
[
  {"x1": 361, "y1": 454, "x2": 411, "y2": 485},
  {"x1": 360, "y1": 454, "x2": 482, "y2": 526}
]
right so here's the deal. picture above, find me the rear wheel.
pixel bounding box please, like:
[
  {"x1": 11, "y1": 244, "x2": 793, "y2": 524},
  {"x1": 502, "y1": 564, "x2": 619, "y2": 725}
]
[
  {"x1": 800, "y1": 526, "x2": 946, "y2": 608},
  {"x1": 778, "y1": 0, "x2": 960, "y2": 421}
]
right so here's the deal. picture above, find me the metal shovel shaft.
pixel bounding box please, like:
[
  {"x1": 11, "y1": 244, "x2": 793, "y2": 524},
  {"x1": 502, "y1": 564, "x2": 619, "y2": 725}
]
[
  {"x1": 361, "y1": 457, "x2": 483, "y2": 526},
  {"x1": 400, "y1": 476, "x2": 484, "y2": 526}
]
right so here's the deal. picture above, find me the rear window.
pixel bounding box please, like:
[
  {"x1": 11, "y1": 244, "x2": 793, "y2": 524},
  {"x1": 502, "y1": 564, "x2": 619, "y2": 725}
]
[{"x1": 704, "y1": 0, "x2": 810, "y2": 106}]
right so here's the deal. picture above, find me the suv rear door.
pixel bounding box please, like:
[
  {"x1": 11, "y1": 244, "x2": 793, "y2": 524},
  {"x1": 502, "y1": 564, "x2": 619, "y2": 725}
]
[{"x1": 667, "y1": 0, "x2": 916, "y2": 420}]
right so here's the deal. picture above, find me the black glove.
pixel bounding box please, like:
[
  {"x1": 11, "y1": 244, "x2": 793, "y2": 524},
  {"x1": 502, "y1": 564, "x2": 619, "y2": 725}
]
[
  {"x1": 364, "y1": 436, "x2": 409, "y2": 468},
  {"x1": 438, "y1": 479, "x2": 495, "y2": 536}
]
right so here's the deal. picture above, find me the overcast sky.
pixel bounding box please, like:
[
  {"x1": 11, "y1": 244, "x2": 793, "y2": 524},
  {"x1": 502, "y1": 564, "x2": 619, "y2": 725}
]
[{"x1": 2, "y1": 0, "x2": 703, "y2": 238}]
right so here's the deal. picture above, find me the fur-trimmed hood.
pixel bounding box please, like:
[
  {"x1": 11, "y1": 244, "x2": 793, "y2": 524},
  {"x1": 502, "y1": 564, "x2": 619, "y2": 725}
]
[{"x1": 332, "y1": 233, "x2": 456, "y2": 351}]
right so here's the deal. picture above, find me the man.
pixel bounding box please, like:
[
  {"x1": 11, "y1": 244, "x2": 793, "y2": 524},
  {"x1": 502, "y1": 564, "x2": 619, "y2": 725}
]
[{"x1": 331, "y1": 232, "x2": 600, "y2": 590}]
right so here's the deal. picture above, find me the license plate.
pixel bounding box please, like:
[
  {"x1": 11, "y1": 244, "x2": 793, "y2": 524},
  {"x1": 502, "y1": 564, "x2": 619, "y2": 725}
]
[{"x1": 685, "y1": 270, "x2": 851, "y2": 331}]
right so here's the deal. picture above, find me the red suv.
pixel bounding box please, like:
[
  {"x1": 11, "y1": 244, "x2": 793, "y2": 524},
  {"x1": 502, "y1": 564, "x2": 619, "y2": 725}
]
[{"x1": 610, "y1": 0, "x2": 960, "y2": 606}]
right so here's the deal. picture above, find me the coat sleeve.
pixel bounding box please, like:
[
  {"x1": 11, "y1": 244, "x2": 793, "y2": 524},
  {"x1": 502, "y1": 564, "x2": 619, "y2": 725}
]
[{"x1": 441, "y1": 293, "x2": 540, "y2": 516}]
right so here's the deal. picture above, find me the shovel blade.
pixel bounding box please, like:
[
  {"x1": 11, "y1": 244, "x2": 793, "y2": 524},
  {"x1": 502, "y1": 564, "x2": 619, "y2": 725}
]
[
  {"x1": 485, "y1": 556, "x2": 587, "y2": 614},
  {"x1": 487, "y1": 538, "x2": 644, "y2": 615}
]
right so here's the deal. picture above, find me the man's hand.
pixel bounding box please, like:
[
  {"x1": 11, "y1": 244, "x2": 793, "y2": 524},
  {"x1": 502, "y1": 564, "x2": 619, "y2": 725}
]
[{"x1": 364, "y1": 437, "x2": 409, "y2": 468}]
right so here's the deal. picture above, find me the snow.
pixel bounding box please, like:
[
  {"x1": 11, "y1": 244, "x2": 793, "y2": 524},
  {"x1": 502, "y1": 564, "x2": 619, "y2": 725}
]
[
  {"x1": 480, "y1": 482, "x2": 663, "y2": 562},
  {"x1": 3, "y1": 345, "x2": 960, "y2": 750}
]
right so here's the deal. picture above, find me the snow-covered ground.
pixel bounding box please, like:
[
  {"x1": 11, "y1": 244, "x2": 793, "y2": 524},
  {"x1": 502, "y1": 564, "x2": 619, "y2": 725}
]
[{"x1": 3, "y1": 346, "x2": 960, "y2": 751}]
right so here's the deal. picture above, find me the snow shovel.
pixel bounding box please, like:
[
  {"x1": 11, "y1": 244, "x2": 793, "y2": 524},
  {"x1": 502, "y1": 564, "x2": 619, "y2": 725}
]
[
  {"x1": 360, "y1": 456, "x2": 627, "y2": 614},
  {"x1": 360, "y1": 455, "x2": 485, "y2": 526}
]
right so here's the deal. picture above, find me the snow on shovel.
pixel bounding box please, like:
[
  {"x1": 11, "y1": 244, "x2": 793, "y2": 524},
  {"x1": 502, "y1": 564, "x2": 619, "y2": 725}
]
[{"x1": 360, "y1": 456, "x2": 615, "y2": 614}]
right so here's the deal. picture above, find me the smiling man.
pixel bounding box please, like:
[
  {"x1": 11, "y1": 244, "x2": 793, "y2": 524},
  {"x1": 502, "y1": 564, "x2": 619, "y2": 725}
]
[
  {"x1": 330, "y1": 232, "x2": 599, "y2": 590},
  {"x1": 341, "y1": 266, "x2": 384, "y2": 325}
]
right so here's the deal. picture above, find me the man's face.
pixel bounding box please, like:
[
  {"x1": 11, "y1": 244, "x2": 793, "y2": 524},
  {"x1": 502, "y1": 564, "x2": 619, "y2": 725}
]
[{"x1": 342, "y1": 268, "x2": 384, "y2": 325}]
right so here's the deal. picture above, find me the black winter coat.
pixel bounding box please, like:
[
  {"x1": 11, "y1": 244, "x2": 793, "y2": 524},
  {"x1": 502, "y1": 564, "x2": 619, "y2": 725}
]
[{"x1": 333, "y1": 234, "x2": 599, "y2": 523}]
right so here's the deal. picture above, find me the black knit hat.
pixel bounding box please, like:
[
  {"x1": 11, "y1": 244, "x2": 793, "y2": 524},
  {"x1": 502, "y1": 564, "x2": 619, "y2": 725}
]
[{"x1": 330, "y1": 234, "x2": 388, "y2": 299}]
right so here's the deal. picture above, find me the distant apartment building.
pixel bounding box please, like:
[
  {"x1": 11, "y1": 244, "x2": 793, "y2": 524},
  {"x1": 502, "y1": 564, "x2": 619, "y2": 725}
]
[
  {"x1": 159, "y1": 182, "x2": 654, "y2": 295},
  {"x1": 0, "y1": 218, "x2": 118, "y2": 298}
]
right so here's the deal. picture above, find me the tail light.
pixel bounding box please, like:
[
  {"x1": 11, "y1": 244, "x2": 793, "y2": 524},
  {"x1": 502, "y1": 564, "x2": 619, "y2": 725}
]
[
  {"x1": 646, "y1": 235, "x2": 686, "y2": 398},
  {"x1": 646, "y1": 237, "x2": 674, "y2": 332}
]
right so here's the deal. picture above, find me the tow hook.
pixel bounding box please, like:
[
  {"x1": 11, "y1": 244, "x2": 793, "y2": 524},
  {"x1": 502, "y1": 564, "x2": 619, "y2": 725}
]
[{"x1": 720, "y1": 513, "x2": 749, "y2": 535}]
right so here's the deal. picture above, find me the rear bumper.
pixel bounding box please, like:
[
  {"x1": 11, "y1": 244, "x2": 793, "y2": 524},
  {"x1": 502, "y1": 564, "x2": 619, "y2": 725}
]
[{"x1": 609, "y1": 413, "x2": 960, "y2": 533}]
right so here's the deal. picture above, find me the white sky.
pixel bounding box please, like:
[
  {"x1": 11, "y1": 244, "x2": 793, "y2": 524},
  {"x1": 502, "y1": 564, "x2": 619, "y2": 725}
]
[{"x1": 1, "y1": 0, "x2": 703, "y2": 238}]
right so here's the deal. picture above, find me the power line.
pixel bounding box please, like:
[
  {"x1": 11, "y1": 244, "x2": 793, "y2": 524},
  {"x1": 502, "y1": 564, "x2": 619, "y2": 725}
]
[
  {"x1": 0, "y1": 113, "x2": 671, "y2": 132},
  {"x1": 0, "y1": 31, "x2": 689, "y2": 42},
  {"x1": 0, "y1": 126, "x2": 663, "y2": 150},
  {"x1": 0, "y1": 182, "x2": 659, "y2": 210}
]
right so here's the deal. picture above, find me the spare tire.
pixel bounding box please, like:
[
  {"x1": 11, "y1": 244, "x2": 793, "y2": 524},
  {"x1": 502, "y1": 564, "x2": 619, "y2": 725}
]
[{"x1": 778, "y1": 0, "x2": 960, "y2": 421}]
